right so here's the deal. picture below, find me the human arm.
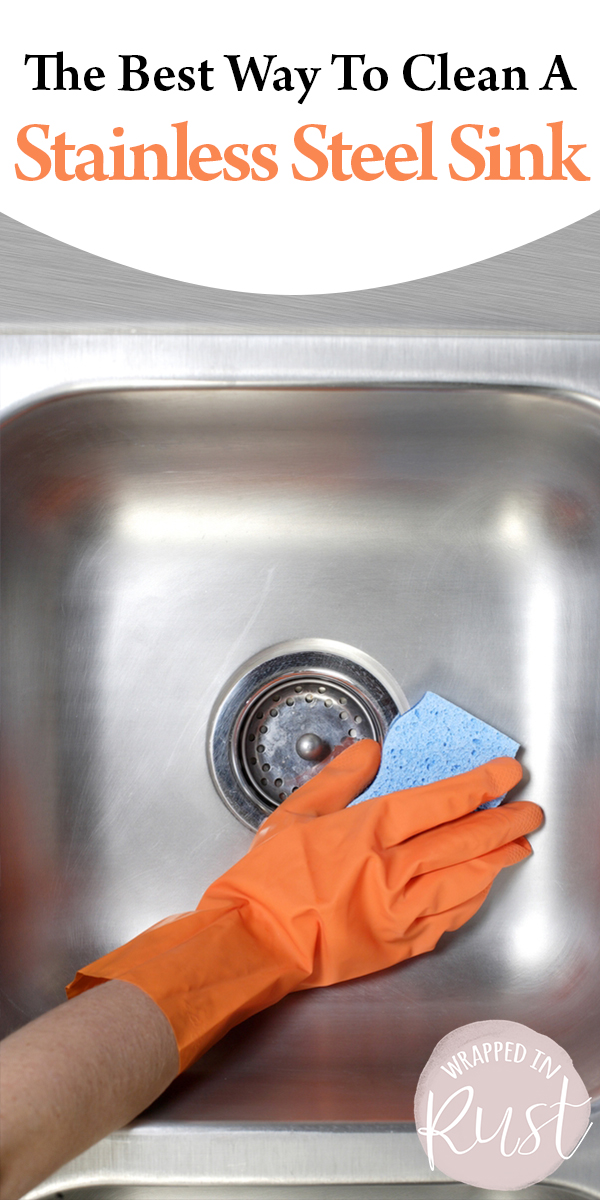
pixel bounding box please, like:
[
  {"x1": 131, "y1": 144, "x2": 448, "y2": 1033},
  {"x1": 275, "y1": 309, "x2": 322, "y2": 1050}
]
[{"x1": 0, "y1": 980, "x2": 178, "y2": 1200}]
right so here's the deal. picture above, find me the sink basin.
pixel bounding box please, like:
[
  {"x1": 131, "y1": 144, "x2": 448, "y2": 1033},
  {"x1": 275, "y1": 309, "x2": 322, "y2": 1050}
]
[{"x1": 2, "y1": 379, "x2": 599, "y2": 1195}]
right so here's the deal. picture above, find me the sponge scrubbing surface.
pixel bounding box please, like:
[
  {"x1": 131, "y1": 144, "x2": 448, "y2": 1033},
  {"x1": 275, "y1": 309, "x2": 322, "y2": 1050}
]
[{"x1": 351, "y1": 692, "x2": 519, "y2": 810}]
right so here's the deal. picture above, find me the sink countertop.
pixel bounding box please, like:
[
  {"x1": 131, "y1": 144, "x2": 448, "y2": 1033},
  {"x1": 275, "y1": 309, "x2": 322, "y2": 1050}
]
[
  {"x1": 1, "y1": 332, "x2": 600, "y2": 419},
  {"x1": 1, "y1": 208, "x2": 600, "y2": 337}
]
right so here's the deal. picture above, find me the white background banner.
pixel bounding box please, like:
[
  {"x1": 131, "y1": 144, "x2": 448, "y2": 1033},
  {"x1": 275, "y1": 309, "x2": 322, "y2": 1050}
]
[{"x1": 2, "y1": 0, "x2": 598, "y2": 293}]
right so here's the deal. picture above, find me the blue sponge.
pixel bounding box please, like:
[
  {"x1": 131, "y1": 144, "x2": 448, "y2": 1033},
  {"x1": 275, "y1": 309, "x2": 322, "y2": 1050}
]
[{"x1": 351, "y1": 692, "x2": 519, "y2": 809}]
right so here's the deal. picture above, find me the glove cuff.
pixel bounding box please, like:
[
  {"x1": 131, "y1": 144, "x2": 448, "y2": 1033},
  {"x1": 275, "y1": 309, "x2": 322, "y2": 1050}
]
[{"x1": 66, "y1": 903, "x2": 308, "y2": 1072}]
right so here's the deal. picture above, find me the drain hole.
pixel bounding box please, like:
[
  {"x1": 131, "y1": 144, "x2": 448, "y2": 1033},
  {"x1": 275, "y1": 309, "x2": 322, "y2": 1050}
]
[{"x1": 207, "y1": 638, "x2": 407, "y2": 830}]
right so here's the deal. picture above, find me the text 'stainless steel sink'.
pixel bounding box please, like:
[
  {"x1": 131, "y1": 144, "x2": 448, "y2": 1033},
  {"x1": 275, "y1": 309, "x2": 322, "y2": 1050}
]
[{"x1": 2, "y1": 383, "x2": 600, "y2": 1197}]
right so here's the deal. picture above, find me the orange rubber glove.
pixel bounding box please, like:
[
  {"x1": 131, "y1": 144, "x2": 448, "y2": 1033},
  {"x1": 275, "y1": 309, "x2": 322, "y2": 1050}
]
[{"x1": 66, "y1": 741, "x2": 543, "y2": 1072}]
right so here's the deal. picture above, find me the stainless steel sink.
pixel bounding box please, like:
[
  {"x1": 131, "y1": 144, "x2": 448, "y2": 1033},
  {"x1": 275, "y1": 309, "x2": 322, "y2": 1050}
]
[{"x1": 1, "y1": 342, "x2": 599, "y2": 1197}]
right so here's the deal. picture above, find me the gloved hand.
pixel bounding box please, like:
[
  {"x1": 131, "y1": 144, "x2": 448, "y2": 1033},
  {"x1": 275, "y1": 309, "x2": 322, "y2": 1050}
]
[{"x1": 67, "y1": 741, "x2": 542, "y2": 1071}]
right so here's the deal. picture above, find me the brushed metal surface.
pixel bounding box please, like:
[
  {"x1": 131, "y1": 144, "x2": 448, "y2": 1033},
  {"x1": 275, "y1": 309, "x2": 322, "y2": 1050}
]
[
  {"x1": 2, "y1": 377, "x2": 599, "y2": 1196},
  {"x1": 1, "y1": 208, "x2": 600, "y2": 334},
  {"x1": 23, "y1": 1183, "x2": 600, "y2": 1200},
  {"x1": 21, "y1": 1120, "x2": 600, "y2": 1199},
  {"x1": 2, "y1": 334, "x2": 600, "y2": 416},
  {"x1": 2, "y1": 184, "x2": 600, "y2": 1200}
]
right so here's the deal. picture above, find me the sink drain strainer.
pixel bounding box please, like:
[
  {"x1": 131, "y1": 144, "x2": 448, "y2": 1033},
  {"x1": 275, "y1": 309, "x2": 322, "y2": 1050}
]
[{"x1": 207, "y1": 639, "x2": 408, "y2": 829}]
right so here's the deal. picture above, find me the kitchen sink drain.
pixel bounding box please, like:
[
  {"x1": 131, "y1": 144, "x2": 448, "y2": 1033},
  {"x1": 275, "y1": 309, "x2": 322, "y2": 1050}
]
[{"x1": 207, "y1": 639, "x2": 408, "y2": 829}]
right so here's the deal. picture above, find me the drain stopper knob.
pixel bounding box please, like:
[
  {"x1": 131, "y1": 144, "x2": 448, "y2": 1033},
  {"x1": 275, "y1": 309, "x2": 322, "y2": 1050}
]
[{"x1": 296, "y1": 733, "x2": 330, "y2": 762}]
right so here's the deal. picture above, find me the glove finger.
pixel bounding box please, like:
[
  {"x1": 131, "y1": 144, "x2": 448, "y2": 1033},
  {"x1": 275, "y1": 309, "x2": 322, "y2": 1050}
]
[
  {"x1": 396, "y1": 837, "x2": 533, "y2": 922},
  {"x1": 368, "y1": 757, "x2": 523, "y2": 848},
  {"x1": 387, "y1": 799, "x2": 543, "y2": 883},
  {"x1": 404, "y1": 883, "x2": 495, "y2": 958},
  {"x1": 436, "y1": 883, "x2": 494, "y2": 932},
  {"x1": 378, "y1": 884, "x2": 495, "y2": 965},
  {"x1": 270, "y1": 738, "x2": 381, "y2": 820}
]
